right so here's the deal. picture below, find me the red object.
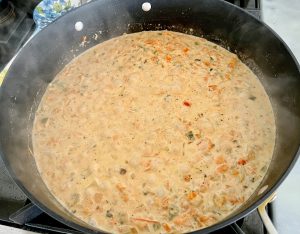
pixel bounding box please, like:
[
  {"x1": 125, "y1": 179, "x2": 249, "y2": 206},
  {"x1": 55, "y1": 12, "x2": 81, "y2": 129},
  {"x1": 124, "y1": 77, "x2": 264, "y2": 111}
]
[
  {"x1": 238, "y1": 159, "x2": 247, "y2": 165},
  {"x1": 183, "y1": 101, "x2": 191, "y2": 107}
]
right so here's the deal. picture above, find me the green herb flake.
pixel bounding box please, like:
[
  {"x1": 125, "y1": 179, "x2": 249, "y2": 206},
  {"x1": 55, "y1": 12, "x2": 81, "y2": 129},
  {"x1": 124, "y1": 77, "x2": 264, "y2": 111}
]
[
  {"x1": 260, "y1": 165, "x2": 267, "y2": 172},
  {"x1": 194, "y1": 41, "x2": 199, "y2": 45},
  {"x1": 40, "y1": 117, "x2": 49, "y2": 124},
  {"x1": 164, "y1": 94, "x2": 171, "y2": 102},
  {"x1": 106, "y1": 210, "x2": 113, "y2": 218},
  {"x1": 249, "y1": 95, "x2": 256, "y2": 101},
  {"x1": 168, "y1": 205, "x2": 179, "y2": 220},
  {"x1": 186, "y1": 131, "x2": 195, "y2": 142},
  {"x1": 120, "y1": 168, "x2": 127, "y2": 175},
  {"x1": 138, "y1": 45, "x2": 146, "y2": 51},
  {"x1": 153, "y1": 223, "x2": 161, "y2": 231}
]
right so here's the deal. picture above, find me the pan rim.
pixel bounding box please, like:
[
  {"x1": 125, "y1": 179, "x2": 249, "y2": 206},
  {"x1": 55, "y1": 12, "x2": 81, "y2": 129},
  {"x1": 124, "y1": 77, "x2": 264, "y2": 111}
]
[{"x1": 1, "y1": 0, "x2": 300, "y2": 233}]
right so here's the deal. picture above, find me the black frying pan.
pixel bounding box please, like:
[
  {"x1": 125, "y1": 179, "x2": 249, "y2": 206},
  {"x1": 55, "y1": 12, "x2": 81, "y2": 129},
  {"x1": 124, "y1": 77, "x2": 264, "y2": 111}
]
[{"x1": 0, "y1": 0, "x2": 300, "y2": 233}]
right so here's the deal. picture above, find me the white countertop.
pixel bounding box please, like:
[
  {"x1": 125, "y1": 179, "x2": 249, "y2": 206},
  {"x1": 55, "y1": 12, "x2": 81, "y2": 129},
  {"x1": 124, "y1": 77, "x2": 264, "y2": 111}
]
[
  {"x1": 262, "y1": 0, "x2": 300, "y2": 61},
  {"x1": 262, "y1": 0, "x2": 300, "y2": 233},
  {"x1": 0, "y1": 225, "x2": 35, "y2": 234}
]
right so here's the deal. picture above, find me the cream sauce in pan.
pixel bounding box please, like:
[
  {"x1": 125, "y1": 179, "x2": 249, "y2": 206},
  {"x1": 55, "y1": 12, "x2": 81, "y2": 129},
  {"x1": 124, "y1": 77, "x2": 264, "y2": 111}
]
[{"x1": 33, "y1": 31, "x2": 275, "y2": 234}]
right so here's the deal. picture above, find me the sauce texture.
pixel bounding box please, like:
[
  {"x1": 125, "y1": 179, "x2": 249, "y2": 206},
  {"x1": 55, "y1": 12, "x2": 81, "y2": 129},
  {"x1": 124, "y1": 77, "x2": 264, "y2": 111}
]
[{"x1": 33, "y1": 31, "x2": 275, "y2": 234}]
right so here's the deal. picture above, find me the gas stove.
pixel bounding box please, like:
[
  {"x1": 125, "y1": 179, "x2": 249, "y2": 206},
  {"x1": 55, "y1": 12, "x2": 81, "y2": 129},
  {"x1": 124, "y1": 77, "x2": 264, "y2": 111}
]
[
  {"x1": 0, "y1": 0, "x2": 286, "y2": 233},
  {"x1": 0, "y1": 0, "x2": 37, "y2": 71}
]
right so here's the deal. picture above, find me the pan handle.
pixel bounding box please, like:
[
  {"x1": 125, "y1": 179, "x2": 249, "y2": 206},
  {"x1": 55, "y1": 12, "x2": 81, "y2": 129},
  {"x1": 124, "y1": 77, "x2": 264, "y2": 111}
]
[{"x1": 257, "y1": 193, "x2": 278, "y2": 234}]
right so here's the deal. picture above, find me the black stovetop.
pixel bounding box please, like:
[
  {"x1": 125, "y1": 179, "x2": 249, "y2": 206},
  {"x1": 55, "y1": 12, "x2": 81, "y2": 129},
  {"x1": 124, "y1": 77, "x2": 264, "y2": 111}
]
[
  {"x1": 0, "y1": 0, "x2": 267, "y2": 233},
  {"x1": 0, "y1": 0, "x2": 38, "y2": 71}
]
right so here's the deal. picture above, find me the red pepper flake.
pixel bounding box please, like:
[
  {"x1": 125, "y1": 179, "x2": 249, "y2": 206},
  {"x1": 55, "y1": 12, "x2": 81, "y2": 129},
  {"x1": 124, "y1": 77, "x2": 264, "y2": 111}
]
[
  {"x1": 238, "y1": 159, "x2": 247, "y2": 165},
  {"x1": 183, "y1": 101, "x2": 191, "y2": 107}
]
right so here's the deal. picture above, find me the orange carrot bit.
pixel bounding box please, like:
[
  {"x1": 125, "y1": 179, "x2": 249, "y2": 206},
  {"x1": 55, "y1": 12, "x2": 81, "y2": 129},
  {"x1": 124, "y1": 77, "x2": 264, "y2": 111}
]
[
  {"x1": 183, "y1": 47, "x2": 189, "y2": 53},
  {"x1": 225, "y1": 73, "x2": 231, "y2": 80},
  {"x1": 238, "y1": 159, "x2": 247, "y2": 165},
  {"x1": 217, "y1": 164, "x2": 228, "y2": 173},
  {"x1": 247, "y1": 150, "x2": 256, "y2": 160},
  {"x1": 217, "y1": 87, "x2": 224, "y2": 95},
  {"x1": 116, "y1": 184, "x2": 129, "y2": 202},
  {"x1": 231, "y1": 169, "x2": 239, "y2": 176},
  {"x1": 208, "y1": 85, "x2": 218, "y2": 91},
  {"x1": 187, "y1": 191, "x2": 197, "y2": 200},
  {"x1": 166, "y1": 45, "x2": 174, "y2": 51},
  {"x1": 129, "y1": 228, "x2": 138, "y2": 234},
  {"x1": 93, "y1": 193, "x2": 103, "y2": 203},
  {"x1": 165, "y1": 180, "x2": 170, "y2": 190},
  {"x1": 214, "y1": 155, "x2": 225, "y2": 164},
  {"x1": 228, "y1": 58, "x2": 237, "y2": 69},
  {"x1": 198, "y1": 215, "x2": 210, "y2": 223},
  {"x1": 199, "y1": 184, "x2": 209, "y2": 193},
  {"x1": 162, "y1": 223, "x2": 171, "y2": 232},
  {"x1": 204, "y1": 61, "x2": 211, "y2": 66},
  {"x1": 183, "y1": 101, "x2": 192, "y2": 107},
  {"x1": 120, "y1": 193, "x2": 129, "y2": 202},
  {"x1": 174, "y1": 216, "x2": 186, "y2": 225},
  {"x1": 144, "y1": 160, "x2": 152, "y2": 171},
  {"x1": 161, "y1": 197, "x2": 169, "y2": 209},
  {"x1": 207, "y1": 139, "x2": 215, "y2": 151},
  {"x1": 184, "y1": 175, "x2": 192, "y2": 182},
  {"x1": 116, "y1": 184, "x2": 126, "y2": 192},
  {"x1": 132, "y1": 218, "x2": 160, "y2": 224},
  {"x1": 145, "y1": 39, "x2": 158, "y2": 45},
  {"x1": 228, "y1": 196, "x2": 240, "y2": 205},
  {"x1": 165, "y1": 55, "x2": 172, "y2": 62}
]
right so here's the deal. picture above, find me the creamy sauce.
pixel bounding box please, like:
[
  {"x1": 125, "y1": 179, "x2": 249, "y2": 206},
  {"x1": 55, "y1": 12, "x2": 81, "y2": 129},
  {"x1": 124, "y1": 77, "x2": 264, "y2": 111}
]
[{"x1": 33, "y1": 31, "x2": 276, "y2": 234}]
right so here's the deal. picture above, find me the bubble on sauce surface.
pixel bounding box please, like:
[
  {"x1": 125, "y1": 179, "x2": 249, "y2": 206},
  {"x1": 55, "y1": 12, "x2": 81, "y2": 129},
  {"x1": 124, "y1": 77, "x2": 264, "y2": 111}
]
[
  {"x1": 75, "y1": 21, "x2": 84, "y2": 31},
  {"x1": 142, "y1": 2, "x2": 151, "y2": 12}
]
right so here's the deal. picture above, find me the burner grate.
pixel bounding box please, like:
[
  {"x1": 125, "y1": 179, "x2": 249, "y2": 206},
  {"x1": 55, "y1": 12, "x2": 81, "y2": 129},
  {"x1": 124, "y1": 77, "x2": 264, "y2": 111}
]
[
  {"x1": 225, "y1": 0, "x2": 261, "y2": 18},
  {"x1": 226, "y1": 0, "x2": 260, "y2": 8},
  {"x1": 0, "y1": 1, "x2": 34, "y2": 70}
]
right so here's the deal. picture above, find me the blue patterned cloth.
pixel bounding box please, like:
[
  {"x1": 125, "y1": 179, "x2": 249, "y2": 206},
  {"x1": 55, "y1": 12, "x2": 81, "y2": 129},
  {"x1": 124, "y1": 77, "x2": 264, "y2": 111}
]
[{"x1": 33, "y1": 0, "x2": 90, "y2": 30}]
